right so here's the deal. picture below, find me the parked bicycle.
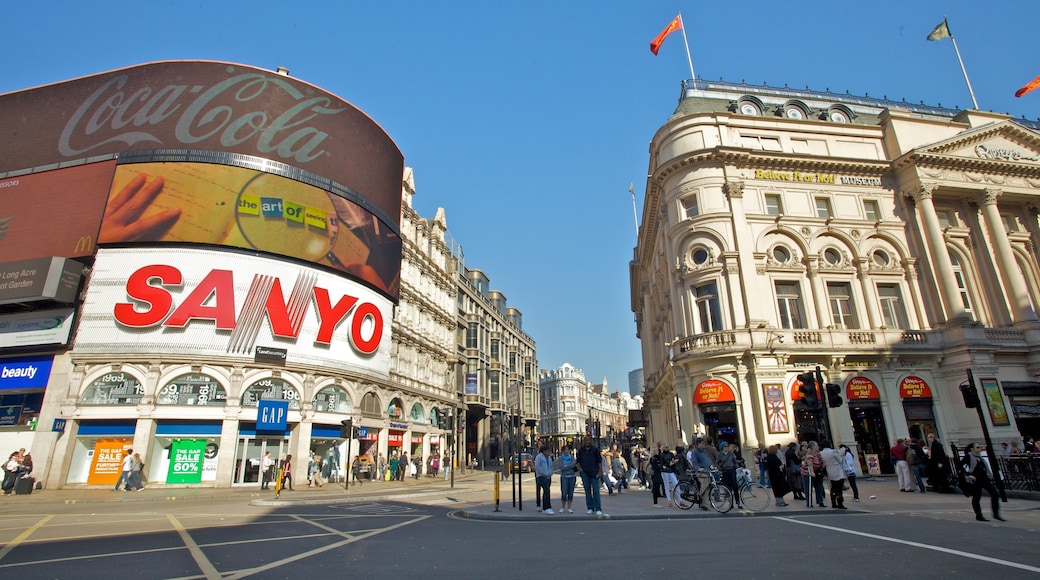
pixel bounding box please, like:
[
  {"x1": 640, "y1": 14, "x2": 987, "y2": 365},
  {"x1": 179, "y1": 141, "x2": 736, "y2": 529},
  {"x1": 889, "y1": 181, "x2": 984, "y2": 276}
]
[
  {"x1": 672, "y1": 465, "x2": 733, "y2": 513},
  {"x1": 733, "y1": 466, "x2": 771, "y2": 512}
]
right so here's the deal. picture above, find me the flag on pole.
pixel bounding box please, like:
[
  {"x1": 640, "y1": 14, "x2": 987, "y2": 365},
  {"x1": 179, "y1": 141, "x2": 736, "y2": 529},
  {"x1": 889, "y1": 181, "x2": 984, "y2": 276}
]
[
  {"x1": 650, "y1": 15, "x2": 681, "y2": 55},
  {"x1": 1016, "y1": 73, "x2": 1040, "y2": 98},
  {"x1": 927, "y1": 19, "x2": 951, "y2": 41}
]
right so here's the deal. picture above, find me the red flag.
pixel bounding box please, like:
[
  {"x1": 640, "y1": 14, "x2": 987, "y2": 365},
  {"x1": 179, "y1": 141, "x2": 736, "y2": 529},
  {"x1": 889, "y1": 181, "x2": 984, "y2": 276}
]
[
  {"x1": 1015, "y1": 73, "x2": 1040, "y2": 98},
  {"x1": 650, "y1": 15, "x2": 681, "y2": 56}
]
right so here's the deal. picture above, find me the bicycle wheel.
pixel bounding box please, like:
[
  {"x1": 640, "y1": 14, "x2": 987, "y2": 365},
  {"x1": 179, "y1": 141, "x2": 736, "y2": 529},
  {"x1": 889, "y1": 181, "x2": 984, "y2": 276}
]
[
  {"x1": 707, "y1": 483, "x2": 733, "y2": 513},
  {"x1": 739, "y1": 482, "x2": 771, "y2": 512},
  {"x1": 672, "y1": 481, "x2": 697, "y2": 510}
]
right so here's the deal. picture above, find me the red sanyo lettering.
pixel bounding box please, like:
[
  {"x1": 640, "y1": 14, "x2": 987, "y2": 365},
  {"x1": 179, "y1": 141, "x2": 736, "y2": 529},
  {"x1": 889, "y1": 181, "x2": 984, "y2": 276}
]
[{"x1": 113, "y1": 265, "x2": 383, "y2": 354}]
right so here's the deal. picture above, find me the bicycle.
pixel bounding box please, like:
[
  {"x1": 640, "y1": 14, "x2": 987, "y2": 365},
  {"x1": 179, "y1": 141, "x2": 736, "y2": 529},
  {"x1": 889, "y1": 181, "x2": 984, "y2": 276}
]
[
  {"x1": 672, "y1": 466, "x2": 733, "y2": 513},
  {"x1": 734, "y1": 466, "x2": 771, "y2": 512}
]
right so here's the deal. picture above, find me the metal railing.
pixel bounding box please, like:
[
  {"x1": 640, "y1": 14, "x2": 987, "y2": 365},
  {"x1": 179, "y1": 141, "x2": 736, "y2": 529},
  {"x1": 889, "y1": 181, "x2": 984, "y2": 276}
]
[{"x1": 996, "y1": 454, "x2": 1040, "y2": 492}]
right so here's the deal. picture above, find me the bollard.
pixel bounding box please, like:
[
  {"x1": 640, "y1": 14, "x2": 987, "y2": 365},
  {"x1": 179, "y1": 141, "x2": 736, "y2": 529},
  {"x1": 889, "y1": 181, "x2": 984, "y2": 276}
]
[{"x1": 493, "y1": 471, "x2": 501, "y2": 512}]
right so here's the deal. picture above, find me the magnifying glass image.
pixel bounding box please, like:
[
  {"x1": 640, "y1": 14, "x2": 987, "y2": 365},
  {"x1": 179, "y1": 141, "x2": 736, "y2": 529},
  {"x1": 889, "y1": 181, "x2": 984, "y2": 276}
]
[{"x1": 235, "y1": 172, "x2": 338, "y2": 263}]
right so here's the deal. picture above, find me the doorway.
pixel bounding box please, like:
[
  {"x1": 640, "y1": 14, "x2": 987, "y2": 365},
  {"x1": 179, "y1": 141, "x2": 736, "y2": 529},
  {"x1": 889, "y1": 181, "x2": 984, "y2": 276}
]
[
  {"x1": 234, "y1": 436, "x2": 290, "y2": 485},
  {"x1": 849, "y1": 403, "x2": 893, "y2": 475}
]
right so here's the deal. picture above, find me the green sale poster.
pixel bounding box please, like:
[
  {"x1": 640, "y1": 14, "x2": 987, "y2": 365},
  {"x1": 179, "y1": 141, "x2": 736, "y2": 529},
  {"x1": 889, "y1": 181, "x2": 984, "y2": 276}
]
[{"x1": 167, "y1": 439, "x2": 207, "y2": 484}]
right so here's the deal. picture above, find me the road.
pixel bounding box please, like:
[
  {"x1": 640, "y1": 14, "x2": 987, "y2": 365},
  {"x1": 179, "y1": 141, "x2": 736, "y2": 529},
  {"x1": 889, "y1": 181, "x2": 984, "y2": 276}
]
[{"x1": 1, "y1": 474, "x2": 1038, "y2": 578}]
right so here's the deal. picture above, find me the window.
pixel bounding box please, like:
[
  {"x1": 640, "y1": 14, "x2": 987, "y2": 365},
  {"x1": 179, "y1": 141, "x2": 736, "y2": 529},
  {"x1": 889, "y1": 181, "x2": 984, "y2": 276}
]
[
  {"x1": 490, "y1": 371, "x2": 500, "y2": 401},
  {"x1": 815, "y1": 197, "x2": 833, "y2": 219},
  {"x1": 1002, "y1": 214, "x2": 1018, "y2": 232},
  {"x1": 765, "y1": 194, "x2": 783, "y2": 216},
  {"x1": 509, "y1": 352, "x2": 517, "y2": 373},
  {"x1": 695, "y1": 282, "x2": 723, "y2": 333},
  {"x1": 775, "y1": 281, "x2": 806, "y2": 329},
  {"x1": 466, "y1": 322, "x2": 478, "y2": 349},
  {"x1": 773, "y1": 246, "x2": 791, "y2": 264},
  {"x1": 950, "y1": 255, "x2": 976, "y2": 321},
  {"x1": 877, "y1": 284, "x2": 909, "y2": 329},
  {"x1": 864, "y1": 200, "x2": 880, "y2": 222},
  {"x1": 692, "y1": 248, "x2": 709, "y2": 265},
  {"x1": 872, "y1": 249, "x2": 890, "y2": 267},
  {"x1": 491, "y1": 339, "x2": 500, "y2": 361},
  {"x1": 824, "y1": 248, "x2": 843, "y2": 265},
  {"x1": 937, "y1": 210, "x2": 955, "y2": 228},
  {"x1": 826, "y1": 282, "x2": 857, "y2": 329},
  {"x1": 683, "y1": 195, "x2": 699, "y2": 218}
]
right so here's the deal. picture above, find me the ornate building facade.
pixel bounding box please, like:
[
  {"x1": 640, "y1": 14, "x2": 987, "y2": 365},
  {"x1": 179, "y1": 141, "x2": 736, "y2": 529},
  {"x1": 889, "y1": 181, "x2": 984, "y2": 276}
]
[{"x1": 632, "y1": 79, "x2": 1040, "y2": 472}]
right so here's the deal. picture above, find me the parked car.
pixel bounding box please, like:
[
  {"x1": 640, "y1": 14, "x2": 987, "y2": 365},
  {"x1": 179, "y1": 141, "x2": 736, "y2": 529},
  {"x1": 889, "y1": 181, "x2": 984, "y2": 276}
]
[{"x1": 511, "y1": 453, "x2": 533, "y2": 473}]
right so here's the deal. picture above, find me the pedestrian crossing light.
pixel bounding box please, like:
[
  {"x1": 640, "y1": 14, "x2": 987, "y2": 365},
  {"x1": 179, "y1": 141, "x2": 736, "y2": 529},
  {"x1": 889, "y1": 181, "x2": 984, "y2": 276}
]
[
  {"x1": 960, "y1": 382, "x2": 981, "y2": 408},
  {"x1": 339, "y1": 418, "x2": 353, "y2": 438},
  {"x1": 825, "y1": 383, "x2": 843, "y2": 408},
  {"x1": 797, "y1": 372, "x2": 819, "y2": 408}
]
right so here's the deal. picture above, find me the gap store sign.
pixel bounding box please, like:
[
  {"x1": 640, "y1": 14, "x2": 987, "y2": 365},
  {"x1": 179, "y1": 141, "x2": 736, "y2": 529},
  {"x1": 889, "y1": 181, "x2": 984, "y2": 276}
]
[{"x1": 0, "y1": 355, "x2": 53, "y2": 390}]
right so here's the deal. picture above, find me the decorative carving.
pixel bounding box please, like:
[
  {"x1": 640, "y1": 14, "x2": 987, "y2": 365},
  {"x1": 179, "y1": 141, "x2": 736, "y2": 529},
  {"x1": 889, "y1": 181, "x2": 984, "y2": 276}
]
[
  {"x1": 723, "y1": 181, "x2": 745, "y2": 199},
  {"x1": 964, "y1": 172, "x2": 983, "y2": 183},
  {"x1": 981, "y1": 188, "x2": 1002, "y2": 206},
  {"x1": 800, "y1": 226, "x2": 811, "y2": 237},
  {"x1": 850, "y1": 229, "x2": 861, "y2": 239}
]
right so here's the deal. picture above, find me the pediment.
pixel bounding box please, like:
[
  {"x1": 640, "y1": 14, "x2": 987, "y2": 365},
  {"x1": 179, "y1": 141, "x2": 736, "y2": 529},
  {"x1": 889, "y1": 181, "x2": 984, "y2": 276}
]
[{"x1": 915, "y1": 121, "x2": 1040, "y2": 165}]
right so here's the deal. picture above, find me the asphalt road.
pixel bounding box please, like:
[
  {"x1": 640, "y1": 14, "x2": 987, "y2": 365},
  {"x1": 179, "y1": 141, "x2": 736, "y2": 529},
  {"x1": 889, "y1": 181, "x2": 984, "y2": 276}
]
[{"x1": 1, "y1": 477, "x2": 1038, "y2": 579}]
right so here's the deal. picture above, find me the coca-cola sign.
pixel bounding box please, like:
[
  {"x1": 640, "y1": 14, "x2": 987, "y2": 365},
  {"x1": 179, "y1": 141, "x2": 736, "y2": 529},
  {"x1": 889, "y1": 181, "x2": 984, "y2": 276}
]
[{"x1": 0, "y1": 61, "x2": 403, "y2": 224}]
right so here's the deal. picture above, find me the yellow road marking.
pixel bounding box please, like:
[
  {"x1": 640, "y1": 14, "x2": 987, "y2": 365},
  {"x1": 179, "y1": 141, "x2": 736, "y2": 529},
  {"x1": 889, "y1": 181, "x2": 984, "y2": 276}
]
[
  {"x1": 0, "y1": 515, "x2": 53, "y2": 562},
  {"x1": 167, "y1": 514, "x2": 221, "y2": 580}
]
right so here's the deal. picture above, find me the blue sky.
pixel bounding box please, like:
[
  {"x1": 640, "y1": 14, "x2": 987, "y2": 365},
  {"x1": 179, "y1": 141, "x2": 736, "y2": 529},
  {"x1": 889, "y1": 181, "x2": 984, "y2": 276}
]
[{"x1": 3, "y1": 2, "x2": 1038, "y2": 395}]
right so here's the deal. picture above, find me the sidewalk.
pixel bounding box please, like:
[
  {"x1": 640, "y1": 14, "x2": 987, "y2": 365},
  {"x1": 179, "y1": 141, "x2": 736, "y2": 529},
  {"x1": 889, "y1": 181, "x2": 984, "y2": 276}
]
[{"x1": 457, "y1": 476, "x2": 1040, "y2": 521}]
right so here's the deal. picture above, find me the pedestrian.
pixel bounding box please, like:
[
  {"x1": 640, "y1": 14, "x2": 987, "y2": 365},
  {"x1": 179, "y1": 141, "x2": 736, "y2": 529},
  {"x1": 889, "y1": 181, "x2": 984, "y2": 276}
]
[
  {"x1": 689, "y1": 438, "x2": 714, "y2": 503},
  {"x1": 624, "y1": 445, "x2": 638, "y2": 489},
  {"x1": 2, "y1": 450, "x2": 21, "y2": 495},
  {"x1": 375, "y1": 453, "x2": 385, "y2": 481},
  {"x1": 963, "y1": 443, "x2": 1005, "y2": 522},
  {"x1": 113, "y1": 449, "x2": 133, "y2": 492},
  {"x1": 442, "y1": 454, "x2": 451, "y2": 481},
  {"x1": 765, "y1": 445, "x2": 790, "y2": 506},
  {"x1": 14, "y1": 452, "x2": 33, "y2": 493},
  {"x1": 310, "y1": 454, "x2": 325, "y2": 487},
  {"x1": 658, "y1": 444, "x2": 678, "y2": 506},
  {"x1": 785, "y1": 442, "x2": 804, "y2": 500},
  {"x1": 839, "y1": 445, "x2": 860, "y2": 501},
  {"x1": 802, "y1": 441, "x2": 826, "y2": 506},
  {"x1": 260, "y1": 451, "x2": 274, "y2": 489},
  {"x1": 558, "y1": 444, "x2": 577, "y2": 513},
  {"x1": 635, "y1": 445, "x2": 650, "y2": 489},
  {"x1": 926, "y1": 433, "x2": 954, "y2": 493},
  {"x1": 907, "y1": 438, "x2": 928, "y2": 493},
  {"x1": 609, "y1": 451, "x2": 627, "y2": 495},
  {"x1": 280, "y1": 454, "x2": 294, "y2": 490},
  {"x1": 649, "y1": 444, "x2": 665, "y2": 507},
  {"x1": 128, "y1": 452, "x2": 145, "y2": 491},
  {"x1": 755, "y1": 442, "x2": 770, "y2": 486},
  {"x1": 576, "y1": 436, "x2": 605, "y2": 515},
  {"x1": 431, "y1": 454, "x2": 440, "y2": 477},
  {"x1": 717, "y1": 441, "x2": 740, "y2": 497},
  {"x1": 891, "y1": 438, "x2": 914, "y2": 492},
  {"x1": 819, "y1": 440, "x2": 846, "y2": 509},
  {"x1": 398, "y1": 452, "x2": 409, "y2": 481},
  {"x1": 534, "y1": 445, "x2": 554, "y2": 514},
  {"x1": 411, "y1": 454, "x2": 421, "y2": 479}
]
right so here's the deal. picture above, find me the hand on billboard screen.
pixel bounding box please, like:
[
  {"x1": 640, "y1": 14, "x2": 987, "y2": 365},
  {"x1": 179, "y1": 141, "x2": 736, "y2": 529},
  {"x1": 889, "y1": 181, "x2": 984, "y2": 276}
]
[{"x1": 100, "y1": 173, "x2": 181, "y2": 241}]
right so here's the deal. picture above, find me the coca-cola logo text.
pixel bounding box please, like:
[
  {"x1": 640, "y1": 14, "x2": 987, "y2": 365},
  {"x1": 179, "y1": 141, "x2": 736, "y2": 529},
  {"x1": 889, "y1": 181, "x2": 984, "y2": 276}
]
[
  {"x1": 59, "y1": 73, "x2": 345, "y2": 164},
  {"x1": 113, "y1": 265, "x2": 383, "y2": 355}
]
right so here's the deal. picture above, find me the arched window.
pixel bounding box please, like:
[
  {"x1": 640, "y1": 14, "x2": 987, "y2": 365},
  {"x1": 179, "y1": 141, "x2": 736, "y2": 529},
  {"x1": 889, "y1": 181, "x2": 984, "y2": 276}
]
[
  {"x1": 82, "y1": 372, "x2": 144, "y2": 405},
  {"x1": 313, "y1": 386, "x2": 351, "y2": 413},
  {"x1": 157, "y1": 373, "x2": 227, "y2": 406},
  {"x1": 410, "y1": 403, "x2": 426, "y2": 423},
  {"x1": 360, "y1": 392, "x2": 381, "y2": 417},
  {"x1": 241, "y1": 377, "x2": 301, "y2": 409},
  {"x1": 387, "y1": 398, "x2": 404, "y2": 420}
]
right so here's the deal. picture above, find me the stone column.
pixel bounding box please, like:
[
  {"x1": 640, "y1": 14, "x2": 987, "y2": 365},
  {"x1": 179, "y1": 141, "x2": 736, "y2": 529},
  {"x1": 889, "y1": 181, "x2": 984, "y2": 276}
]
[
  {"x1": 806, "y1": 257, "x2": 827, "y2": 328},
  {"x1": 724, "y1": 181, "x2": 766, "y2": 326},
  {"x1": 979, "y1": 188, "x2": 1036, "y2": 322},
  {"x1": 909, "y1": 184, "x2": 966, "y2": 321},
  {"x1": 856, "y1": 258, "x2": 881, "y2": 329}
]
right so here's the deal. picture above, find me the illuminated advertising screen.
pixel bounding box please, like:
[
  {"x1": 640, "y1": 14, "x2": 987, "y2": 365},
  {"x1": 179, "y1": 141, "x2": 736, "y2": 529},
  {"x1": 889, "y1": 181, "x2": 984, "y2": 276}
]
[
  {"x1": 75, "y1": 247, "x2": 393, "y2": 380},
  {"x1": 0, "y1": 61, "x2": 403, "y2": 226},
  {"x1": 98, "y1": 160, "x2": 400, "y2": 298},
  {"x1": 0, "y1": 161, "x2": 116, "y2": 261}
]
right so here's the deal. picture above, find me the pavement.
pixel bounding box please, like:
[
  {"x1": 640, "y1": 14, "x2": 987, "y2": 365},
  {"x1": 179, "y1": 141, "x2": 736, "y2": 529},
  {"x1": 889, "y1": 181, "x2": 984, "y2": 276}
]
[{"x1": 4, "y1": 471, "x2": 1038, "y2": 523}]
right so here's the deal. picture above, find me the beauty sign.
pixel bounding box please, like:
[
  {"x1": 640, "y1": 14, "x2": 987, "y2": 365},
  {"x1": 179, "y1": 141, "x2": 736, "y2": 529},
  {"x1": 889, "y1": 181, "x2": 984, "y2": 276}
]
[{"x1": 167, "y1": 439, "x2": 206, "y2": 484}]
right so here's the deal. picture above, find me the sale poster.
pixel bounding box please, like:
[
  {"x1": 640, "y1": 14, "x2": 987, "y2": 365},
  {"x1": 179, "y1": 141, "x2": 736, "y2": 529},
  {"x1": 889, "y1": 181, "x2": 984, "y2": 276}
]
[
  {"x1": 167, "y1": 439, "x2": 206, "y2": 484},
  {"x1": 87, "y1": 438, "x2": 132, "y2": 484}
]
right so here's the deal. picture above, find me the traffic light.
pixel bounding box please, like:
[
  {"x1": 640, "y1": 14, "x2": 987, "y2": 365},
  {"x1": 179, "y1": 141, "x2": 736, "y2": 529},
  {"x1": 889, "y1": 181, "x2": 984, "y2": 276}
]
[
  {"x1": 437, "y1": 409, "x2": 448, "y2": 430},
  {"x1": 339, "y1": 418, "x2": 353, "y2": 438},
  {"x1": 825, "y1": 383, "x2": 843, "y2": 408},
  {"x1": 960, "y1": 382, "x2": 981, "y2": 408},
  {"x1": 352, "y1": 426, "x2": 361, "y2": 439},
  {"x1": 797, "y1": 372, "x2": 819, "y2": 408}
]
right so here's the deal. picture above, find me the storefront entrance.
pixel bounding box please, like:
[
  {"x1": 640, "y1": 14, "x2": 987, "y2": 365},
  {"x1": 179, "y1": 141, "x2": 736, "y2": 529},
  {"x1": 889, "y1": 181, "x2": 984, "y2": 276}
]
[
  {"x1": 903, "y1": 401, "x2": 937, "y2": 444},
  {"x1": 848, "y1": 402, "x2": 893, "y2": 475},
  {"x1": 793, "y1": 404, "x2": 826, "y2": 443},
  {"x1": 701, "y1": 404, "x2": 739, "y2": 447},
  {"x1": 234, "y1": 434, "x2": 290, "y2": 485}
]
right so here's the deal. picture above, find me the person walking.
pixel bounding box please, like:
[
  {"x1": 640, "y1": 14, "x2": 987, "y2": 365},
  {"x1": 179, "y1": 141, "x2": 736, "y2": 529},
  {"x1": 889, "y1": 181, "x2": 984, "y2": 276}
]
[
  {"x1": 113, "y1": 449, "x2": 133, "y2": 492},
  {"x1": 398, "y1": 452, "x2": 409, "y2": 481},
  {"x1": 311, "y1": 454, "x2": 326, "y2": 487},
  {"x1": 534, "y1": 446, "x2": 554, "y2": 514},
  {"x1": 907, "y1": 438, "x2": 928, "y2": 493},
  {"x1": 649, "y1": 444, "x2": 666, "y2": 507},
  {"x1": 128, "y1": 452, "x2": 145, "y2": 491},
  {"x1": 839, "y1": 445, "x2": 860, "y2": 501},
  {"x1": 576, "y1": 436, "x2": 605, "y2": 515},
  {"x1": 963, "y1": 443, "x2": 1005, "y2": 522},
  {"x1": 926, "y1": 433, "x2": 954, "y2": 493},
  {"x1": 279, "y1": 454, "x2": 294, "y2": 490},
  {"x1": 819, "y1": 440, "x2": 846, "y2": 510},
  {"x1": 765, "y1": 445, "x2": 790, "y2": 507},
  {"x1": 260, "y1": 451, "x2": 274, "y2": 489},
  {"x1": 558, "y1": 444, "x2": 577, "y2": 513}
]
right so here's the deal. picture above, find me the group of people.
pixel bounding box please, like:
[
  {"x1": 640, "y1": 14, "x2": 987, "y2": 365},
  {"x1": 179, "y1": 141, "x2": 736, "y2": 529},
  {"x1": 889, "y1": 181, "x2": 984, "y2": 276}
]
[
  {"x1": 113, "y1": 448, "x2": 146, "y2": 491},
  {"x1": 2, "y1": 449, "x2": 33, "y2": 495}
]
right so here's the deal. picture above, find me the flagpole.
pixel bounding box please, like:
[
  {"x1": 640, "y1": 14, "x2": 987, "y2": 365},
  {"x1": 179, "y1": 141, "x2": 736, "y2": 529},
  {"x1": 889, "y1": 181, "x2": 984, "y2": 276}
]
[
  {"x1": 629, "y1": 183, "x2": 639, "y2": 239},
  {"x1": 677, "y1": 12, "x2": 696, "y2": 83},
  {"x1": 945, "y1": 19, "x2": 979, "y2": 110}
]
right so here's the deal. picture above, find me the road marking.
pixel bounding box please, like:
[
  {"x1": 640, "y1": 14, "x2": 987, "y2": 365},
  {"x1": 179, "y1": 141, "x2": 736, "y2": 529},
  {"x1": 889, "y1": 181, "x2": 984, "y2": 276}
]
[
  {"x1": 775, "y1": 517, "x2": 1040, "y2": 573},
  {"x1": 0, "y1": 515, "x2": 52, "y2": 562},
  {"x1": 167, "y1": 514, "x2": 221, "y2": 580}
]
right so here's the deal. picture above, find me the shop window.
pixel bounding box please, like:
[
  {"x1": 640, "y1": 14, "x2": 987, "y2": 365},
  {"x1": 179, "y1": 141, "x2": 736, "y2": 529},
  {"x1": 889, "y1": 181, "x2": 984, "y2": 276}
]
[
  {"x1": 241, "y1": 377, "x2": 301, "y2": 409},
  {"x1": 82, "y1": 372, "x2": 144, "y2": 405},
  {"x1": 313, "y1": 386, "x2": 352, "y2": 413},
  {"x1": 157, "y1": 373, "x2": 227, "y2": 406}
]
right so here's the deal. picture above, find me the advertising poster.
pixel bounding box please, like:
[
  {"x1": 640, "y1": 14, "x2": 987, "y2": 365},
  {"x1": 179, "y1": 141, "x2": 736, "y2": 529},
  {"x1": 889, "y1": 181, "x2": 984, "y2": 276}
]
[
  {"x1": 763, "y1": 384, "x2": 789, "y2": 434},
  {"x1": 866, "y1": 454, "x2": 882, "y2": 476},
  {"x1": 167, "y1": 439, "x2": 207, "y2": 484},
  {"x1": 981, "y1": 378, "x2": 1011, "y2": 426},
  {"x1": 98, "y1": 161, "x2": 401, "y2": 298},
  {"x1": 87, "y1": 438, "x2": 132, "y2": 485}
]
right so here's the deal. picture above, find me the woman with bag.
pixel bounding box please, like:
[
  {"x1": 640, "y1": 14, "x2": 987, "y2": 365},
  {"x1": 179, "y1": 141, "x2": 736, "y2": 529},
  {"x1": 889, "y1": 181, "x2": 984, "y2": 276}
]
[
  {"x1": 765, "y1": 445, "x2": 790, "y2": 507},
  {"x1": 839, "y1": 445, "x2": 860, "y2": 501}
]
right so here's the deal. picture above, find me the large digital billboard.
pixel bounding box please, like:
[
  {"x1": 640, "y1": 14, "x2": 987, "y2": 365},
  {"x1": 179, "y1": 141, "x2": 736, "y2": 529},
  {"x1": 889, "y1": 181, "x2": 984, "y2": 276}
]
[
  {"x1": 98, "y1": 160, "x2": 401, "y2": 298},
  {"x1": 75, "y1": 247, "x2": 393, "y2": 380},
  {"x1": 0, "y1": 161, "x2": 116, "y2": 261},
  {"x1": 0, "y1": 61, "x2": 403, "y2": 230}
]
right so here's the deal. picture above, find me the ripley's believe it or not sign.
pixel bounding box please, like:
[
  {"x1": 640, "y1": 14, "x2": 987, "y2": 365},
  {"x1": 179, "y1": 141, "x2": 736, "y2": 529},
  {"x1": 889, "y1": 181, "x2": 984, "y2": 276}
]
[{"x1": 74, "y1": 247, "x2": 392, "y2": 379}]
